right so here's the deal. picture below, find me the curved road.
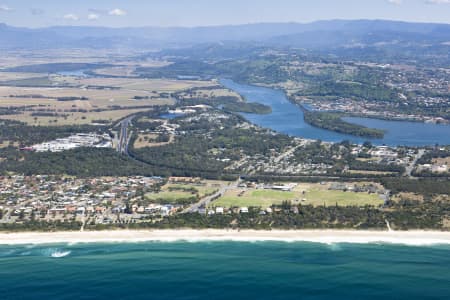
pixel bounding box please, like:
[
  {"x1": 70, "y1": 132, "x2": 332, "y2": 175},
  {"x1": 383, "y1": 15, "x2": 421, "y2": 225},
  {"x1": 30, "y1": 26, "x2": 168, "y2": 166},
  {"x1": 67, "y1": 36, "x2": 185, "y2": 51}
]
[{"x1": 183, "y1": 179, "x2": 241, "y2": 213}]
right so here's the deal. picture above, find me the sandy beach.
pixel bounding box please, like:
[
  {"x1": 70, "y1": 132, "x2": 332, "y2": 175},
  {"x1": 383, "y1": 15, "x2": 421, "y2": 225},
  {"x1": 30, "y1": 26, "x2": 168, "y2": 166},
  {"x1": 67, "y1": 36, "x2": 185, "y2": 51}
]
[{"x1": 1, "y1": 229, "x2": 450, "y2": 246}]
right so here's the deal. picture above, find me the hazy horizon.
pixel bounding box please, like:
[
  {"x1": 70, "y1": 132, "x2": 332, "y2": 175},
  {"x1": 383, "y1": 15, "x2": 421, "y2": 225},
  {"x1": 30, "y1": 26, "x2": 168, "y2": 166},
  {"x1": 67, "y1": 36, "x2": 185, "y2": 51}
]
[
  {"x1": 0, "y1": 0, "x2": 449, "y2": 28},
  {"x1": 1, "y1": 18, "x2": 450, "y2": 30}
]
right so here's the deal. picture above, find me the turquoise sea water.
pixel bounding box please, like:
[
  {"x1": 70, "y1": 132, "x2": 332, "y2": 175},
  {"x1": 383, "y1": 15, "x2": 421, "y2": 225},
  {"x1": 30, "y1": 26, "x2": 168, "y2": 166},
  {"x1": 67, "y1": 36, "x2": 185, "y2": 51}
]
[
  {"x1": 220, "y1": 79, "x2": 450, "y2": 146},
  {"x1": 1, "y1": 241, "x2": 449, "y2": 299}
]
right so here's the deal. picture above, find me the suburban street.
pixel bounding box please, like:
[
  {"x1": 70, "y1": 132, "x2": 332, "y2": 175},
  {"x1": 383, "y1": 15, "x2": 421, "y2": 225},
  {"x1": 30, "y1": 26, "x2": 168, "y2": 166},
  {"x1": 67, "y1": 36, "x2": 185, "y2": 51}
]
[
  {"x1": 404, "y1": 149, "x2": 426, "y2": 177},
  {"x1": 183, "y1": 179, "x2": 241, "y2": 213}
]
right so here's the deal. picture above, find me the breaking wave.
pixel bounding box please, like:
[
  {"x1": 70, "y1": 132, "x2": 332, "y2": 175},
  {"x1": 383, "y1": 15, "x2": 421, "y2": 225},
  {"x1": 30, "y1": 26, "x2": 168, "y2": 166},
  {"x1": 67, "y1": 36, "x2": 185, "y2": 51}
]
[{"x1": 49, "y1": 250, "x2": 71, "y2": 258}]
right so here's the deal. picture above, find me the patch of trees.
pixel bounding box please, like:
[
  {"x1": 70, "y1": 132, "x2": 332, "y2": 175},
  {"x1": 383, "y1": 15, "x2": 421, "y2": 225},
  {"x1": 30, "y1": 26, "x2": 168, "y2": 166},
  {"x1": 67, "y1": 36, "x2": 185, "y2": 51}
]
[
  {"x1": 130, "y1": 135, "x2": 229, "y2": 178},
  {"x1": 9, "y1": 94, "x2": 47, "y2": 99},
  {"x1": 136, "y1": 60, "x2": 220, "y2": 79},
  {"x1": 417, "y1": 149, "x2": 450, "y2": 165},
  {"x1": 301, "y1": 80, "x2": 400, "y2": 102},
  {"x1": 129, "y1": 112, "x2": 292, "y2": 178},
  {"x1": 0, "y1": 148, "x2": 155, "y2": 177},
  {"x1": 30, "y1": 112, "x2": 69, "y2": 118},
  {"x1": 223, "y1": 102, "x2": 272, "y2": 114},
  {"x1": 133, "y1": 96, "x2": 153, "y2": 100},
  {"x1": 0, "y1": 108, "x2": 19, "y2": 115},
  {"x1": 0, "y1": 220, "x2": 82, "y2": 232},
  {"x1": 348, "y1": 160, "x2": 405, "y2": 173},
  {"x1": 57, "y1": 96, "x2": 89, "y2": 101},
  {"x1": 381, "y1": 178, "x2": 450, "y2": 196},
  {"x1": 91, "y1": 120, "x2": 111, "y2": 124},
  {"x1": 304, "y1": 111, "x2": 385, "y2": 138},
  {"x1": 0, "y1": 120, "x2": 107, "y2": 146},
  {"x1": 0, "y1": 77, "x2": 55, "y2": 87},
  {"x1": 123, "y1": 200, "x2": 447, "y2": 231},
  {"x1": 84, "y1": 85, "x2": 120, "y2": 90}
]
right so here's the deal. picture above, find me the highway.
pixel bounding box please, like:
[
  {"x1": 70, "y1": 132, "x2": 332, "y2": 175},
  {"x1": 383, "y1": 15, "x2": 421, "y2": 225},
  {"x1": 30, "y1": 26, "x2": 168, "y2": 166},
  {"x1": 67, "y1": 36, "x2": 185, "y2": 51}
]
[{"x1": 117, "y1": 116, "x2": 135, "y2": 155}]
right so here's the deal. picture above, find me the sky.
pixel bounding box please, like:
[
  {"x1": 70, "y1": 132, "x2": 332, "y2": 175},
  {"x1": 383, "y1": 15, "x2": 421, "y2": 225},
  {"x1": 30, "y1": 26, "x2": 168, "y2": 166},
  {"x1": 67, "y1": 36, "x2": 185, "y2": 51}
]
[{"x1": 0, "y1": 0, "x2": 449, "y2": 28}]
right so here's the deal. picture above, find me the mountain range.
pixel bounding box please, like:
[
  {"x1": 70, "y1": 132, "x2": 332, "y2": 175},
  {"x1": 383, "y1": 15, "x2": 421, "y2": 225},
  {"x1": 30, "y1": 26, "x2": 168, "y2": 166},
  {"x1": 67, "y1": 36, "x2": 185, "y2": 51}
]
[{"x1": 0, "y1": 20, "x2": 449, "y2": 51}]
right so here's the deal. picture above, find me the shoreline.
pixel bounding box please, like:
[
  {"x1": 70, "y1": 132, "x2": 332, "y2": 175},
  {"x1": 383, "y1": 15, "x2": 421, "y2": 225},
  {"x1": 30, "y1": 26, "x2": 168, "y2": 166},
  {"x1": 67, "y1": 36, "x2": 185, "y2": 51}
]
[{"x1": 1, "y1": 229, "x2": 450, "y2": 246}]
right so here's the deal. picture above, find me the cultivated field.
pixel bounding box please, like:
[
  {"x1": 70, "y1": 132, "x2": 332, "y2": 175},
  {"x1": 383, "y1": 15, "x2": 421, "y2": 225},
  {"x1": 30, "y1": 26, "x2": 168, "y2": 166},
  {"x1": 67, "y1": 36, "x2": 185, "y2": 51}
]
[
  {"x1": 0, "y1": 85, "x2": 172, "y2": 109},
  {"x1": 0, "y1": 72, "x2": 46, "y2": 81},
  {"x1": 0, "y1": 69, "x2": 219, "y2": 126},
  {"x1": 54, "y1": 77, "x2": 213, "y2": 92},
  {"x1": 0, "y1": 109, "x2": 146, "y2": 126}
]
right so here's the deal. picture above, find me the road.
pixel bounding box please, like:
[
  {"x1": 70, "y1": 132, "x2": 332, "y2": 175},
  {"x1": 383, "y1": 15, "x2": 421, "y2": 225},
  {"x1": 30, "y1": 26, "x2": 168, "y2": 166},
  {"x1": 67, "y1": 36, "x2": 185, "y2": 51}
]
[
  {"x1": 404, "y1": 149, "x2": 426, "y2": 177},
  {"x1": 183, "y1": 179, "x2": 241, "y2": 213},
  {"x1": 117, "y1": 116, "x2": 134, "y2": 155},
  {"x1": 273, "y1": 143, "x2": 304, "y2": 164}
]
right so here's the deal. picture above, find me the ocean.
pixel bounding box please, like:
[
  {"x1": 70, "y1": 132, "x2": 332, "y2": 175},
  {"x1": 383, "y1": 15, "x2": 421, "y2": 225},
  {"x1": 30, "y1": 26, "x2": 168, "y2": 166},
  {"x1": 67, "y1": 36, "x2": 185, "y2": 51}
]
[{"x1": 1, "y1": 241, "x2": 449, "y2": 299}]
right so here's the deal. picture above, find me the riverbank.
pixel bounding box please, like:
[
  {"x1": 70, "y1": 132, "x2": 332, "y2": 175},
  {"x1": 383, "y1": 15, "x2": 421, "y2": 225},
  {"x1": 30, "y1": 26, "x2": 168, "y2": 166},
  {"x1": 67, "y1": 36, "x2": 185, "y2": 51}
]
[
  {"x1": 1, "y1": 229, "x2": 450, "y2": 246},
  {"x1": 221, "y1": 79, "x2": 450, "y2": 146},
  {"x1": 303, "y1": 110, "x2": 385, "y2": 139}
]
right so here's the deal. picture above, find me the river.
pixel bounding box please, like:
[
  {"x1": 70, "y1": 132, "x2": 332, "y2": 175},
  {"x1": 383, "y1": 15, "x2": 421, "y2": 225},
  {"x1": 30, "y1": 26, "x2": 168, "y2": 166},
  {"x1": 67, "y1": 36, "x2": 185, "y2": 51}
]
[{"x1": 221, "y1": 79, "x2": 450, "y2": 146}]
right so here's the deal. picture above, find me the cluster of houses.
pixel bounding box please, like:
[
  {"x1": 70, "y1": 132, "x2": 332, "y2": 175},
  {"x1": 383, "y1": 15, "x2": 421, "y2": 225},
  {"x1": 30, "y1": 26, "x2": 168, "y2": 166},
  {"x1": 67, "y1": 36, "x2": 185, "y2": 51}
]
[
  {"x1": 0, "y1": 175, "x2": 164, "y2": 225},
  {"x1": 329, "y1": 182, "x2": 382, "y2": 194},
  {"x1": 351, "y1": 145, "x2": 413, "y2": 166},
  {"x1": 229, "y1": 138, "x2": 334, "y2": 176},
  {"x1": 238, "y1": 181, "x2": 298, "y2": 192},
  {"x1": 416, "y1": 164, "x2": 449, "y2": 174},
  {"x1": 295, "y1": 62, "x2": 449, "y2": 125},
  {"x1": 200, "y1": 206, "x2": 273, "y2": 216}
]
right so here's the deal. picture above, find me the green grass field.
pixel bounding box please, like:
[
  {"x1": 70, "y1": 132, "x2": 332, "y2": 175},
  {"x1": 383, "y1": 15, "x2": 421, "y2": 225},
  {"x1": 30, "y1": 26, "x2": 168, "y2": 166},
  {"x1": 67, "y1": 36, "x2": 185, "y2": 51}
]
[
  {"x1": 212, "y1": 185, "x2": 383, "y2": 208},
  {"x1": 166, "y1": 184, "x2": 217, "y2": 198},
  {"x1": 145, "y1": 191, "x2": 197, "y2": 204},
  {"x1": 302, "y1": 189, "x2": 383, "y2": 207},
  {"x1": 213, "y1": 189, "x2": 296, "y2": 208},
  {"x1": 145, "y1": 182, "x2": 219, "y2": 204}
]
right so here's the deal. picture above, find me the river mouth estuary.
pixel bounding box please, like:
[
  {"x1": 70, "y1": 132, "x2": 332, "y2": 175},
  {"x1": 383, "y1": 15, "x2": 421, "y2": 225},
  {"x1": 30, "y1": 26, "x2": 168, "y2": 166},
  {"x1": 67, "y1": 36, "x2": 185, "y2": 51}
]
[{"x1": 221, "y1": 79, "x2": 450, "y2": 147}]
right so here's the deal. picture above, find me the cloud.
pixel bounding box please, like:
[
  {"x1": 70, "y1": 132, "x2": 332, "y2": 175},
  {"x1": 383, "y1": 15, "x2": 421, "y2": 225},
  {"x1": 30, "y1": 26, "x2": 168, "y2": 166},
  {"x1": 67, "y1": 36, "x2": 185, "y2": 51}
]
[
  {"x1": 426, "y1": 0, "x2": 450, "y2": 3},
  {"x1": 30, "y1": 8, "x2": 45, "y2": 16},
  {"x1": 89, "y1": 8, "x2": 127, "y2": 17},
  {"x1": 63, "y1": 14, "x2": 79, "y2": 21},
  {"x1": 108, "y1": 8, "x2": 127, "y2": 16},
  {"x1": 388, "y1": 0, "x2": 403, "y2": 4},
  {"x1": 0, "y1": 5, "x2": 13, "y2": 12},
  {"x1": 88, "y1": 13, "x2": 100, "y2": 20}
]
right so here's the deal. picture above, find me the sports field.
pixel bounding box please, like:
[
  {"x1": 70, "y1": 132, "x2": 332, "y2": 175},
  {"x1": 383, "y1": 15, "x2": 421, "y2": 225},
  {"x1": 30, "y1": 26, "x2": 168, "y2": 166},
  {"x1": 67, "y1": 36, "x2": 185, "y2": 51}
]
[
  {"x1": 145, "y1": 182, "x2": 220, "y2": 204},
  {"x1": 212, "y1": 183, "x2": 384, "y2": 208}
]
